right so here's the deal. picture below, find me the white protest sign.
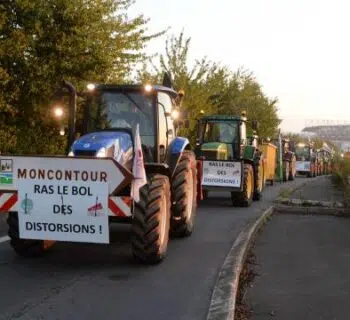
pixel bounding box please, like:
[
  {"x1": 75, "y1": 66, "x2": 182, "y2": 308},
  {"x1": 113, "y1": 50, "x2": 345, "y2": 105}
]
[
  {"x1": 296, "y1": 161, "x2": 310, "y2": 172},
  {"x1": 18, "y1": 180, "x2": 109, "y2": 243},
  {"x1": 1, "y1": 156, "x2": 132, "y2": 244},
  {"x1": 202, "y1": 161, "x2": 242, "y2": 188}
]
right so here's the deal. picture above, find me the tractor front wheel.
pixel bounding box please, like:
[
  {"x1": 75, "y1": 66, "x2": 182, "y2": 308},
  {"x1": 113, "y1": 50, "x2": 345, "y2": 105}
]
[
  {"x1": 7, "y1": 212, "x2": 51, "y2": 257},
  {"x1": 232, "y1": 163, "x2": 254, "y2": 207},
  {"x1": 171, "y1": 151, "x2": 197, "y2": 238},
  {"x1": 131, "y1": 174, "x2": 171, "y2": 264}
]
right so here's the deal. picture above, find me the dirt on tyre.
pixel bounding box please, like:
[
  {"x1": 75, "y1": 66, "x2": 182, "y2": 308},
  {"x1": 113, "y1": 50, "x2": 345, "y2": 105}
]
[
  {"x1": 131, "y1": 174, "x2": 171, "y2": 264},
  {"x1": 231, "y1": 163, "x2": 254, "y2": 207},
  {"x1": 7, "y1": 212, "x2": 47, "y2": 257},
  {"x1": 171, "y1": 151, "x2": 197, "y2": 238},
  {"x1": 253, "y1": 158, "x2": 264, "y2": 201}
]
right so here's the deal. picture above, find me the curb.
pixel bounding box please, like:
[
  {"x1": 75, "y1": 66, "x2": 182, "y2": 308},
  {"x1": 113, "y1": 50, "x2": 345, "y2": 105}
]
[
  {"x1": 274, "y1": 198, "x2": 344, "y2": 208},
  {"x1": 206, "y1": 206, "x2": 274, "y2": 320},
  {"x1": 206, "y1": 176, "x2": 332, "y2": 320},
  {"x1": 274, "y1": 204, "x2": 350, "y2": 217}
]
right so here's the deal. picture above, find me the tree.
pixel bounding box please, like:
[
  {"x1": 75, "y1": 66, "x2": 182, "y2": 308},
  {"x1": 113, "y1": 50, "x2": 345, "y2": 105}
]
[
  {"x1": 137, "y1": 31, "x2": 281, "y2": 142},
  {"x1": 0, "y1": 0, "x2": 163, "y2": 154}
]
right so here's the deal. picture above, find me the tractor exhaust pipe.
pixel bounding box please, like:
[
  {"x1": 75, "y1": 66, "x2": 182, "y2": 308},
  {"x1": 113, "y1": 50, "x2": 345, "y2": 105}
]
[{"x1": 62, "y1": 80, "x2": 77, "y2": 154}]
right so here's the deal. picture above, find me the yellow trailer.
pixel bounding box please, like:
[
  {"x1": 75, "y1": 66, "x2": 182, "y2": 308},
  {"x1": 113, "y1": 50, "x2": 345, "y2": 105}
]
[{"x1": 259, "y1": 142, "x2": 277, "y2": 185}]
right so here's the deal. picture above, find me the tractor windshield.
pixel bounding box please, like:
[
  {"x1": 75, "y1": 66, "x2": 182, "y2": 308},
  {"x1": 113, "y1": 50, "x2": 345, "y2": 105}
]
[
  {"x1": 88, "y1": 91, "x2": 155, "y2": 135},
  {"x1": 202, "y1": 121, "x2": 238, "y2": 144},
  {"x1": 295, "y1": 146, "x2": 310, "y2": 161}
]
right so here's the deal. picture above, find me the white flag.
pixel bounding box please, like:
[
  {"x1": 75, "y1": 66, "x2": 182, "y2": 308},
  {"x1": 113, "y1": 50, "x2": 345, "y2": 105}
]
[{"x1": 131, "y1": 124, "x2": 147, "y2": 202}]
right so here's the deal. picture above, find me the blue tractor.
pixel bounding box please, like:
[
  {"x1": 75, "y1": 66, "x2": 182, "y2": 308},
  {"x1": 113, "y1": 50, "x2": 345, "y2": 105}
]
[{"x1": 7, "y1": 74, "x2": 198, "y2": 264}]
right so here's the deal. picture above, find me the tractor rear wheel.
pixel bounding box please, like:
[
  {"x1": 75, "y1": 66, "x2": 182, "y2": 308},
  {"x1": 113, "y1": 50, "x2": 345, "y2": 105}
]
[
  {"x1": 131, "y1": 174, "x2": 171, "y2": 264},
  {"x1": 171, "y1": 151, "x2": 197, "y2": 238},
  {"x1": 7, "y1": 212, "x2": 50, "y2": 257},
  {"x1": 253, "y1": 158, "x2": 264, "y2": 201},
  {"x1": 232, "y1": 163, "x2": 254, "y2": 207}
]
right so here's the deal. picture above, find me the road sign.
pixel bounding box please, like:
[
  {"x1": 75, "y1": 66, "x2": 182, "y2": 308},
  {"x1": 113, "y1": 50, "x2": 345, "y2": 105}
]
[
  {"x1": 0, "y1": 156, "x2": 133, "y2": 244},
  {"x1": 0, "y1": 155, "x2": 132, "y2": 194}
]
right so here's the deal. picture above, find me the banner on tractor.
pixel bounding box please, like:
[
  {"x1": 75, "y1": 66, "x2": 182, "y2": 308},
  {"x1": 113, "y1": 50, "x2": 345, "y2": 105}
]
[
  {"x1": 201, "y1": 161, "x2": 242, "y2": 188},
  {"x1": 296, "y1": 161, "x2": 311, "y2": 172},
  {"x1": 0, "y1": 156, "x2": 133, "y2": 244}
]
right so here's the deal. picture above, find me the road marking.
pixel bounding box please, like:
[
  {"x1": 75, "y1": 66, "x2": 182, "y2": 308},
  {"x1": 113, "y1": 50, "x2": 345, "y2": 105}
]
[{"x1": 0, "y1": 236, "x2": 10, "y2": 243}]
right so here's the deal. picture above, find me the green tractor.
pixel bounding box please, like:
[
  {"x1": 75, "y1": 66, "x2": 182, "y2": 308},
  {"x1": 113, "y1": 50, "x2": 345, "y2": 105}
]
[
  {"x1": 271, "y1": 137, "x2": 296, "y2": 181},
  {"x1": 195, "y1": 113, "x2": 264, "y2": 207}
]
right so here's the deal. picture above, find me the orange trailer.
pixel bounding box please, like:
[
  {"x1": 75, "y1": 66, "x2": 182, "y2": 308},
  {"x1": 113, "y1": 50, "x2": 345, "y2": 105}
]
[{"x1": 259, "y1": 142, "x2": 277, "y2": 185}]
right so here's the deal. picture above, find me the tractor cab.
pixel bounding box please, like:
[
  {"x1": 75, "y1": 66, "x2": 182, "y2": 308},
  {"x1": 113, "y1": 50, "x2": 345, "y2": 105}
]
[
  {"x1": 69, "y1": 83, "x2": 184, "y2": 169},
  {"x1": 195, "y1": 113, "x2": 263, "y2": 207},
  {"x1": 294, "y1": 142, "x2": 317, "y2": 177},
  {"x1": 195, "y1": 114, "x2": 248, "y2": 161},
  {"x1": 294, "y1": 142, "x2": 313, "y2": 162}
]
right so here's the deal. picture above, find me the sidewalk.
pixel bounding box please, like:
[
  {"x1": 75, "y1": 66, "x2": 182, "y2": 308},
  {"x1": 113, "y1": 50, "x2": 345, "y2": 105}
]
[
  {"x1": 245, "y1": 176, "x2": 350, "y2": 320},
  {"x1": 290, "y1": 175, "x2": 344, "y2": 202}
]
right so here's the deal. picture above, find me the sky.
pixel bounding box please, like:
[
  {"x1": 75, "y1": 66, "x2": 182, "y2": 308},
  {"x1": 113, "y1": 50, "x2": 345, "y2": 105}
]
[{"x1": 129, "y1": 0, "x2": 350, "y2": 133}]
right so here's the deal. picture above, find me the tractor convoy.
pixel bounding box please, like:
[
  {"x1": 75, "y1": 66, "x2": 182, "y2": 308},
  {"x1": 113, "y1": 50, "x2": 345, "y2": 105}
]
[{"x1": 0, "y1": 73, "x2": 334, "y2": 265}]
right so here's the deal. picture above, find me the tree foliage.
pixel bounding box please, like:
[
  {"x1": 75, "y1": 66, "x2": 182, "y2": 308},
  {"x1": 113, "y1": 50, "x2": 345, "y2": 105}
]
[
  {"x1": 137, "y1": 32, "x2": 281, "y2": 141},
  {"x1": 0, "y1": 0, "x2": 162, "y2": 154}
]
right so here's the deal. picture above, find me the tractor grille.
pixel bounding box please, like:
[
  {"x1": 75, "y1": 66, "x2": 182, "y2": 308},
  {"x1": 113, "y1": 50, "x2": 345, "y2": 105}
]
[
  {"x1": 73, "y1": 150, "x2": 96, "y2": 157},
  {"x1": 201, "y1": 150, "x2": 219, "y2": 161}
]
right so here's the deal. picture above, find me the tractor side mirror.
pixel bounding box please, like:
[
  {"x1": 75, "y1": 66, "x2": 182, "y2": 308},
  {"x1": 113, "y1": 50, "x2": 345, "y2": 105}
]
[{"x1": 252, "y1": 120, "x2": 259, "y2": 131}]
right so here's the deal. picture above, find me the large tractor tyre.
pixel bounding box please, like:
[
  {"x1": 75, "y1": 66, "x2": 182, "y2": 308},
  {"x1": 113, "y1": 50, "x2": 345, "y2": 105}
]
[
  {"x1": 283, "y1": 161, "x2": 290, "y2": 182},
  {"x1": 7, "y1": 212, "x2": 49, "y2": 257},
  {"x1": 253, "y1": 159, "x2": 264, "y2": 201},
  {"x1": 288, "y1": 156, "x2": 296, "y2": 181},
  {"x1": 231, "y1": 163, "x2": 254, "y2": 207},
  {"x1": 171, "y1": 151, "x2": 197, "y2": 238},
  {"x1": 131, "y1": 174, "x2": 171, "y2": 264}
]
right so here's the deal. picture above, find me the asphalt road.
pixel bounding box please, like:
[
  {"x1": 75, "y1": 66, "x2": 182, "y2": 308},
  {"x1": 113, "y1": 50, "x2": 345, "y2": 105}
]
[
  {"x1": 0, "y1": 177, "x2": 310, "y2": 320},
  {"x1": 246, "y1": 214, "x2": 350, "y2": 320}
]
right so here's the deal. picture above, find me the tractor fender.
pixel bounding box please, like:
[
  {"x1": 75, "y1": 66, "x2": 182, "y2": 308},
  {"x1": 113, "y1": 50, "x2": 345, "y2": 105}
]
[
  {"x1": 283, "y1": 151, "x2": 294, "y2": 162},
  {"x1": 165, "y1": 137, "x2": 191, "y2": 177}
]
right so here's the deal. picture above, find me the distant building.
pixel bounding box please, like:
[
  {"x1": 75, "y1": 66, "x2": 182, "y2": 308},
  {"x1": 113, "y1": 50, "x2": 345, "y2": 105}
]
[{"x1": 302, "y1": 125, "x2": 350, "y2": 151}]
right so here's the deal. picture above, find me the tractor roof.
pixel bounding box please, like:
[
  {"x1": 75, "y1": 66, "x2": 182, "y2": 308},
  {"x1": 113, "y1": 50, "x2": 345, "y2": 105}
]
[
  {"x1": 200, "y1": 114, "x2": 247, "y2": 122},
  {"x1": 94, "y1": 84, "x2": 179, "y2": 99}
]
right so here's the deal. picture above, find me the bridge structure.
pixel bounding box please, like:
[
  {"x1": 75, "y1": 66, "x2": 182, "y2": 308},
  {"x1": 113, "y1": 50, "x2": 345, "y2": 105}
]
[{"x1": 302, "y1": 119, "x2": 350, "y2": 151}]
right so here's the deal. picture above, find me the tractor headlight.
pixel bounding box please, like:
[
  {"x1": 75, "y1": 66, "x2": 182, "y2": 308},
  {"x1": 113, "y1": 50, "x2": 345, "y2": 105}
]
[
  {"x1": 171, "y1": 109, "x2": 180, "y2": 120},
  {"x1": 96, "y1": 148, "x2": 106, "y2": 158},
  {"x1": 144, "y1": 84, "x2": 152, "y2": 93}
]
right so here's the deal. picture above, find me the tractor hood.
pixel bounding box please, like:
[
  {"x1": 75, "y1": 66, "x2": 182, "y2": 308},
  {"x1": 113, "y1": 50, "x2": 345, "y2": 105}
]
[
  {"x1": 70, "y1": 130, "x2": 133, "y2": 168},
  {"x1": 200, "y1": 142, "x2": 233, "y2": 161}
]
